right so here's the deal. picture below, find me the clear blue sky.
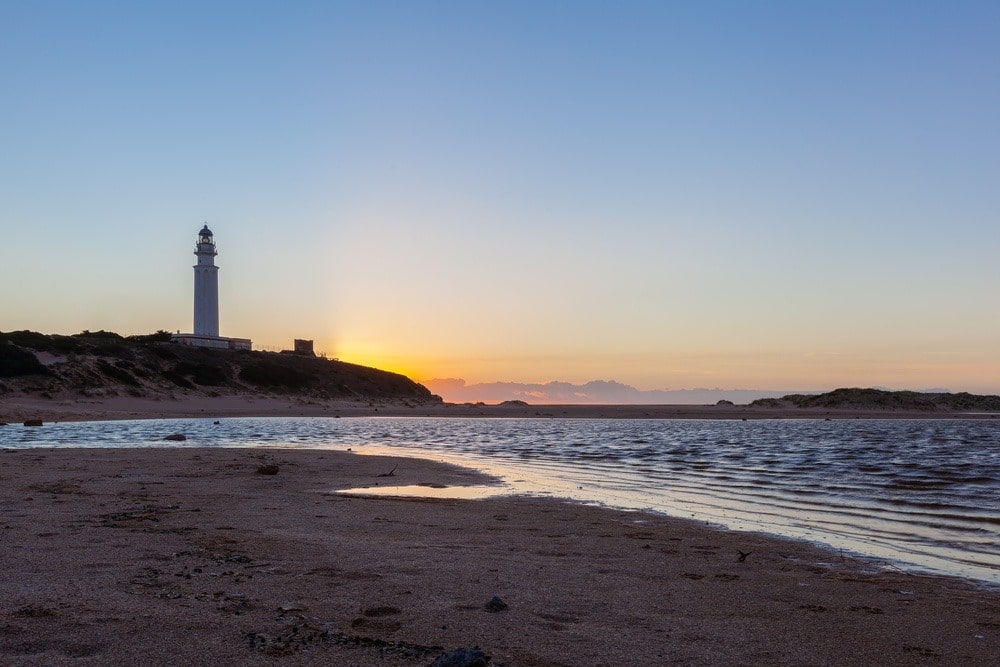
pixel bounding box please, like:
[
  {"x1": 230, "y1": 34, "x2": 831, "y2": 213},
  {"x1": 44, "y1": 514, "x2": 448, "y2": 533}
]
[{"x1": 2, "y1": 1, "x2": 998, "y2": 393}]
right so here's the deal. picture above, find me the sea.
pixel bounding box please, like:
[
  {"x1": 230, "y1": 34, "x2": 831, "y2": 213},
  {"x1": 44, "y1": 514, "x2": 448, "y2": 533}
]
[{"x1": 4, "y1": 416, "x2": 999, "y2": 586}]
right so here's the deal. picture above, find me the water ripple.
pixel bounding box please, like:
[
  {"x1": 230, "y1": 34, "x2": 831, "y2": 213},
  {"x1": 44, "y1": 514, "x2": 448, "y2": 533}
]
[{"x1": 4, "y1": 416, "x2": 999, "y2": 584}]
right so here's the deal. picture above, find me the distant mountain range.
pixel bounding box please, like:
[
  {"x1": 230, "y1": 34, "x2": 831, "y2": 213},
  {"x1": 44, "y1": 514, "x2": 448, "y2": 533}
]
[
  {"x1": 424, "y1": 380, "x2": 1000, "y2": 412},
  {"x1": 423, "y1": 378, "x2": 796, "y2": 405}
]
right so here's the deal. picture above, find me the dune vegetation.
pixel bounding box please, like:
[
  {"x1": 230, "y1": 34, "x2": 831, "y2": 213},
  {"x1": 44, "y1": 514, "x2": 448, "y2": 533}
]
[{"x1": 0, "y1": 330, "x2": 439, "y2": 404}]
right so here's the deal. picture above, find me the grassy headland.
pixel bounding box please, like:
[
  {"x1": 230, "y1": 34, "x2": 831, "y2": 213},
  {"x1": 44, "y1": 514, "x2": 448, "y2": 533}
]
[
  {"x1": 0, "y1": 330, "x2": 439, "y2": 406},
  {"x1": 751, "y1": 387, "x2": 1000, "y2": 412}
]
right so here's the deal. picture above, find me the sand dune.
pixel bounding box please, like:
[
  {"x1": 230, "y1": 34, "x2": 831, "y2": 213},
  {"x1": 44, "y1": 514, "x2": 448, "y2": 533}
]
[{"x1": 4, "y1": 393, "x2": 999, "y2": 424}]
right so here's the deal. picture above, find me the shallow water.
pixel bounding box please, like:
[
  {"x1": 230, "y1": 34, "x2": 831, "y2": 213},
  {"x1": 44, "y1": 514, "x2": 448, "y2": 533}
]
[{"x1": 4, "y1": 416, "x2": 999, "y2": 585}]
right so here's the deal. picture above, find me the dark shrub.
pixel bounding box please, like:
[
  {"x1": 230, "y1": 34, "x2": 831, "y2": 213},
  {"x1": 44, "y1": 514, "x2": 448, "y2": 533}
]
[
  {"x1": 240, "y1": 361, "x2": 313, "y2": 390},
  {"x1": 91, "y1": 343, "x2": 131, "y2": 358},
  {"x1": 0, "y1": 343, "x2": 50, "y2": 378},
  {"x1": 96, "y1": 360, "x2": 140, "y2": 387},
  {"x1": 77, "y1": 369, "x2": 106, "y2": 387},
  {"x1": 162, "y1": 370, "x2": 195, "y2": 389},
  {"x1": 48, "y1": 336, "x2": 83, "y2": 353},
  {"x1": 74, "y1": 330, "x2": 124, "y2": 339},
  {"x1": 173, "y1": 361, "x2": 230, "y2": 386},
  {"x1": 2, "y1": 330, "x2": 55, "y2": 351},
  {"x1": 128, "y1": 331, "x2": 173, "y2": 343},
  {"x1": 150, "y1": 346, "x2": 178, "y2": 361},
  {"x1": 750, "y1": 398, "x2": 782, "y2": 408},
  {"x1": 2, "y1": 331, "x2": 82, "y2": 353}
]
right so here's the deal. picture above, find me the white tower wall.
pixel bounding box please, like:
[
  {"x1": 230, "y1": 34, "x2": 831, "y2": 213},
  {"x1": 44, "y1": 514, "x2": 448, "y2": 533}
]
[
  {"x1": 193, "y1": 226, "x2": 220, "y2": 337},
  {"x1": 171, "y1": 224, "x2": 251, "y2": 351}
]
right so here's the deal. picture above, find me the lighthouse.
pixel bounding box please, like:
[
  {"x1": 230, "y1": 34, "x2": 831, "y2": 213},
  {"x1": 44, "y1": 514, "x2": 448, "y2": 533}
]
[
  {"x1": 170, "y1": 225, "x2": 252, "y2": 351},
  {"x1": 193, "y1": 224, "x2": 220, "y2": 336}
]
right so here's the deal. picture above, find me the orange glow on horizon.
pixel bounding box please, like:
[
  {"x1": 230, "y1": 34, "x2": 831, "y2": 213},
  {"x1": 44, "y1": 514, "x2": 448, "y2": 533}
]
[
  {"x1": 317, "y1": 338, "x2": 1000, "y2": 395},
  {"x1": 324, "y1": 342, "x2": 430, "y2": 383}
]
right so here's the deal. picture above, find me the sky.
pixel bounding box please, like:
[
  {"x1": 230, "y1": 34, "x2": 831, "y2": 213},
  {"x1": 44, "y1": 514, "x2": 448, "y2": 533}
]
[{"x1": 1, "y1": 1, "x2": 998, "y2": 397}]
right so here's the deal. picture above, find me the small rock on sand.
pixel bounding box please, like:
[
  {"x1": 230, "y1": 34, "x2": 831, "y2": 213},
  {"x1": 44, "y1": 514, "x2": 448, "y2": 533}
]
[
  {"x1": 163, "y1": 433, "x2": 186, "y2": 441},
  {"x1": 431, "y1": 646, "x2": 490, "y2": 667},
  {"x1": 484, "y1": 595, "x2": 507, "y2": 612},
  {"x1": 256, "y1": 464, "x2": 280, "y2": 475},
  {"x1": 23, "y1": 419, "x2": 43, "y2": 427}
]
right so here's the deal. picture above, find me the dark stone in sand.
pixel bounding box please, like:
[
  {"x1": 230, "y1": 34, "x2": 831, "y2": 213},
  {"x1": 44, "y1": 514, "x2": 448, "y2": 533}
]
[
  {"x1": 16, "y1": 604, "x2": 58, "y2": 618},
  {"x1": 484, "y1": 595, "x2": 507, "y2": 612},
  {"x1": 163, "y1": 433, "x2": 186, "y2": 441},
  {"x1": 431, "y1": 646, "x2": 490, "y2": 667},
  {"x1": 363, "y1": 605, "x2": 402, "y2": 617},
  {"x1": 23, "y1": 419, "x2": 43, "y2": 427},
  {"x1": 256, "y1": 464, "x2": 280, "y2": 475}
]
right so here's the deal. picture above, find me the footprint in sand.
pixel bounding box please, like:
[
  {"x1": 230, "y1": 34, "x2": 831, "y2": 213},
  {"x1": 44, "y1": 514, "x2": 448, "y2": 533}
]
[{"x1": 849, "y1": 605, "x2": 884, "y2": 614}]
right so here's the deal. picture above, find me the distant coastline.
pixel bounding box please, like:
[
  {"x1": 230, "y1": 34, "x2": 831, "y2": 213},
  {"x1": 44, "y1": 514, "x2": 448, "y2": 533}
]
[{"x1": 751, "y1": 387, "x2": 1000, "y2": 412}]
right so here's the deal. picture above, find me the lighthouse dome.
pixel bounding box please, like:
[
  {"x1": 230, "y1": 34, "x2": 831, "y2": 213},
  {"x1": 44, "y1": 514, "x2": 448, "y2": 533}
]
[{"x1": 199, "y1": 224, "x2": 213, "y2": 237}]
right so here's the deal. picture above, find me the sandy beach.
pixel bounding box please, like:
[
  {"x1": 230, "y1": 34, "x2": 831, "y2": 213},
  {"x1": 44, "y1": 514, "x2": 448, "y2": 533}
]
[
  {"x1": 4, "y1": 393, "x2": 999, "y2": 423},
  {"x1": 1, "y1": 446, "x2": 997, "y2": 666}
]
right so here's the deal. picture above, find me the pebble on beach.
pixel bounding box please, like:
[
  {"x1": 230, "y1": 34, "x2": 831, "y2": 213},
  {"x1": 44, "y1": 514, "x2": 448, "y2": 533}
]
[
  {"x1": 484, "y1": 595, "x2": 507, "y2": 612},
  {"x1": 431, "y1": 646, "x2": 490, "y2": 667}
]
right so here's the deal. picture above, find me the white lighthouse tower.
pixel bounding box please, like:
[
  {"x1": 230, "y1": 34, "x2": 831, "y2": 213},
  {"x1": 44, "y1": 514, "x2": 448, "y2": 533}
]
[
  {"x1": 170, "y1": 225, "x2": 251, "y2": 351},
  {"x1": 193, "y1": 224, "x2": 220, "y2": 336}
]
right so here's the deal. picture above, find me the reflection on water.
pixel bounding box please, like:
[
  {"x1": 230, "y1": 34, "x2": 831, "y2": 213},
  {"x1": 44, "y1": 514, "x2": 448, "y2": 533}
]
[
  {"x1": 5, "y1": 416, "x2": 999, "y2": 585},
  {"x1": 336, "y1": 484, "x2": 509, "y2": 500}
]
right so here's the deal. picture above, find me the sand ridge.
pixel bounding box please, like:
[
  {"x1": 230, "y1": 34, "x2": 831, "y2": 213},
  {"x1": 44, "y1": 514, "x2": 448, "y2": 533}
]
[
  {"x1": 4, "y1": 393, "x2": 999, "y2": 423},
  {"x1": 1, "y1": 447, "x2": 997, "y2": 665}
]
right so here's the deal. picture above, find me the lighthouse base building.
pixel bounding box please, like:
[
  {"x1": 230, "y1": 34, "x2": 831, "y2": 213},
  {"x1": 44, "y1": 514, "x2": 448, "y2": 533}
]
[
  {"x1": 170, "y1": 224, "x2": 252, "y2": 351},
  {"x1": 170, "y1": 332, "x2": 252, "y2": 350}
]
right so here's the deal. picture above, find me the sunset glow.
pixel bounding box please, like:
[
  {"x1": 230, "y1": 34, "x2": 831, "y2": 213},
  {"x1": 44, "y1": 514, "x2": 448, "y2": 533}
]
[{"x1": 2, "y1": 2, "x2": 998, "y2": 400}]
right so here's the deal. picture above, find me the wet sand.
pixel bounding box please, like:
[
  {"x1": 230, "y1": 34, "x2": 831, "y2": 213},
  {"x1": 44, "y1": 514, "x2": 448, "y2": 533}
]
[
  {"x1": 3, "y1": 393, "x2": 998, "y2": 423},
  {"x1": 1, "y1": 447, "x2": 997, "y2": 665}
]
